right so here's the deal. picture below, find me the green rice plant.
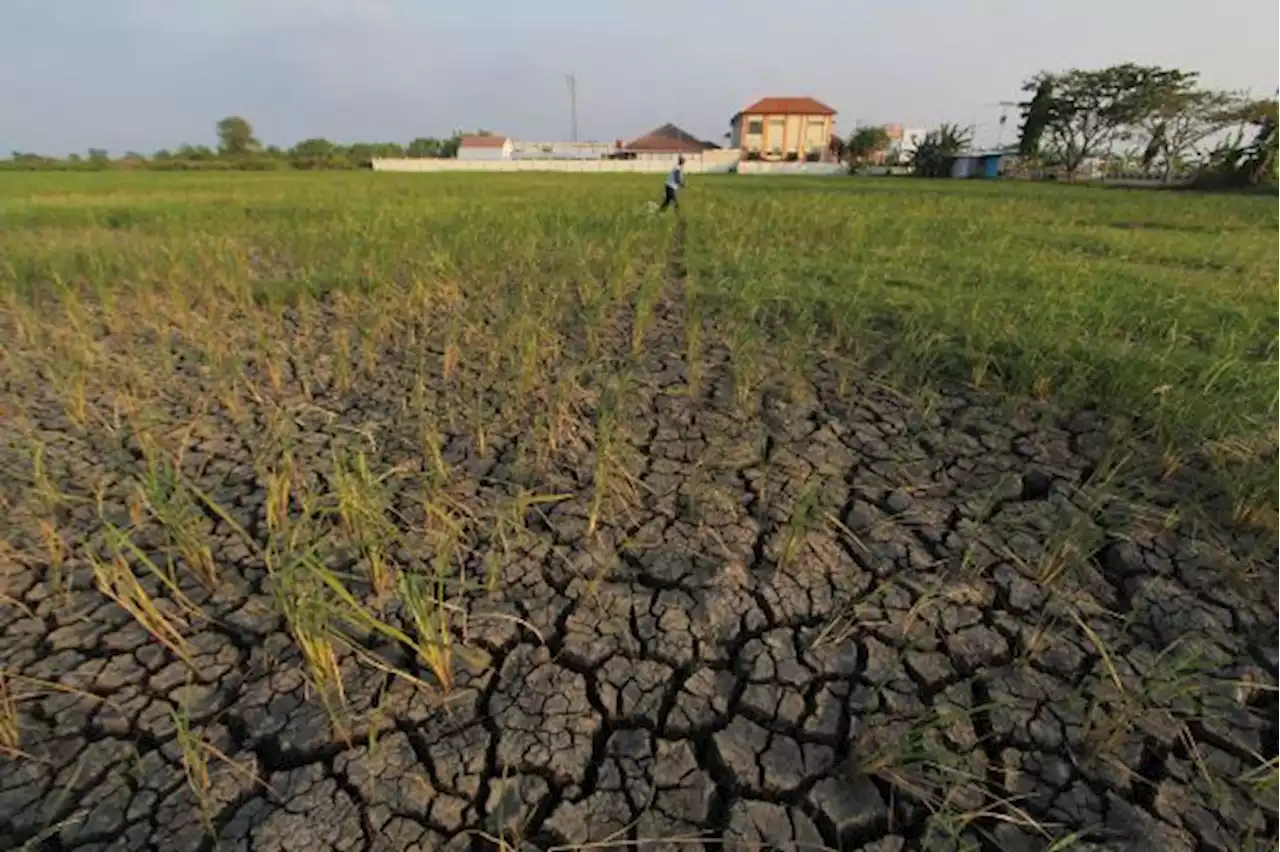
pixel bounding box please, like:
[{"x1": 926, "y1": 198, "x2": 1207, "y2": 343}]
[
  {"x1": 486, "y1": 489, "x2": 573, "y2": 592},
  {"x1": 171, "y1": 704, "x2": 276, "y2": 839},
  {"x1": 171, "y1": 705, "x2": 216, "y2": 835},
  {"x1": 683, "y1": 282, "x2": 704, "y2": 396},
  {"x1": 630, "y1": 265, "x2": 664, "y2": 355},
  {"x1": 28, "y1": 443, "x2": 63, "y2": 517},
  {"x1": 586, "y1": 374, "x2": 640, "y2": 536},
  {"x1": 778, "y1": 478, "x2": 824, "y2": 571},
  {"x1": 272, "y1": 563, "x2": 350, "y2": 734},
  {"x1": 396, "y1": 569, "x2": 457, "y2": 694},
  {"x1": 133, "y1": 442, "x2": 218, "y2": 589},
  {"x1": 264, "y1": 451, "x2": 295, "y2": 537},
  {"x1": 726, "y1": 320, "x2": 764, "y2": 410},
  {"x1": 330, "y1": 450, "x2": 399, "y2": 599}
]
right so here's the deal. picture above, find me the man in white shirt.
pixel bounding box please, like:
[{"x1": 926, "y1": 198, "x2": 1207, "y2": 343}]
[{"x1": 658, "y1": 156, "x2": 685, "y2": 212}]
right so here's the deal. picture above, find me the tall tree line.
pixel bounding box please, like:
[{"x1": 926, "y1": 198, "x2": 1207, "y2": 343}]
[
  {"x1": 0, "y1": 116, "x2": 466, "y2": 171},
  {"x1": 1015, "y1": 64, "x2": 1277, "y2": 184}
]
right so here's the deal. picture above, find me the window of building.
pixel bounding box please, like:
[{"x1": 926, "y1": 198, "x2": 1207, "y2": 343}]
[{"x1": 747, "y1": 118, "x2": 763, "y2": 134}]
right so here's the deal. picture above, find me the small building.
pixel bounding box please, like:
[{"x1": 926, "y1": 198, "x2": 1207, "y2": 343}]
[
  {"x1": 729, "y1": 97, "x2": 837, "y2": 162},
  {"x1": 950, "y1": 150, "x2": 1009, "y2": 179},
  {"x1": 456, "y1": 135, "x2": 513, "y2": 161},
  {"x1": 511, "y1": 140, "x2": 619, "y2": 160},
  {"x1": 621, "y1": 124, "x2": 718, "y2": 159},
  {"x1": 884, "y1": 125, "x2": 927, "y2": 163}
]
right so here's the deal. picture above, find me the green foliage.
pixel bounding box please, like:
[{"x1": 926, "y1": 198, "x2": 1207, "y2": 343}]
[
  {"x1": 216, "y1": 116, "x2": 259, "y2": 157},
  {"x1": 1195, "y1": 99, "x2": 1279, "y2": 188},
  {"x1": 845, "y1": 126, "x2": 891, "y2": 173},
  {"x1": 406, "y1": 134, "x2": 462, "y2": 159},
  {"x1": 1139, "y1": 83, "x2": 1245, "y2": 181},
  {"x1": 1022, "y1": 64, "x2": 1197, "y2": 176},
  {"x1": 910, "y1": 124, "x2": 971, "y2": 178},
  {"x1": 1018, "y1": 76, "x2": 1054, "y2": 157}
]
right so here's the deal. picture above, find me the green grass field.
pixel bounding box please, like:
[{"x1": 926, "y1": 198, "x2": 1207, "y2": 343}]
[
  {"x1": 3, "y1": 171, "x2": 1275, "y2": 484},
  {"x1": 1, "y1": 171, "x2": 1277, "y2": 850}
]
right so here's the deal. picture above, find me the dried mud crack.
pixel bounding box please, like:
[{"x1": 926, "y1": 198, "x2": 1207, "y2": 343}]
[{"x1": 1, "y1": 224, "x2": 1276, "y2": 852}]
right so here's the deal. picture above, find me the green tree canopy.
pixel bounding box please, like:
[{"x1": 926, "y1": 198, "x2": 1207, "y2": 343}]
[
  {"x1": 911, "y1": 124, "x2": 971, "y2": 178},
  {"x1": 1019, "y1": 64, "x2": 1195, "y2": 177},
  {"x1": 844, "y1": 126, "x2": 891, "y2": 173},
  {"x1": 216, "y1": 116, "x2": 260, "y2": 156}
]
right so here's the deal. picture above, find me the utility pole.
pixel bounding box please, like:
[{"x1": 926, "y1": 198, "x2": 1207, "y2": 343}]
[
  {"x1": 565, "y1": 72, "x2": 578, "y2": 142},
  {"x1": 995, "y1": 101, "x2": 1017, "y2": 148}
]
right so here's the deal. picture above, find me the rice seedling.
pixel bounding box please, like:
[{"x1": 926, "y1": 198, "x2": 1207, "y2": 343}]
[
  {"x1": 171, "y1": 704, "x2": 276, "y2": 838},
  {"x1": 89, "y1": 550, "x2": 197, "y2": 668},
  {"x1": 0, "y1": 671, "x2": 20, "y2": 757},
  {"x1": 132, "y1": 442, "x2": 218, "y2": 589},
  {"x1": 778, "y1": 477, "x2": 824, "y2": 571},
  {"x1": 330, "y1": 450, "x2": 399, "y2": 599},
  {"x1": 396, "y1": 569, "x2": 457, "y2": 694},
  {"x1": 273, "y1": 563, "x2": 350, "y2": 732}
]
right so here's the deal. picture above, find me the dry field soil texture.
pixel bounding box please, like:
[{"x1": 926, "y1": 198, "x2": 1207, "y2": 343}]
[{"x1": 0, "y1": 173, "x2": 1277, "y2": 852}]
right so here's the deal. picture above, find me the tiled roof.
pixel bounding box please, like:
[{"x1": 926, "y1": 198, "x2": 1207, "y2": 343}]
[
  {"x1": 624, "y1": 123, "x2": 717, "y2": 153},
  {"x1": 738, "y1": 97, "x2": 836, "y2": 116},
  {"x1": 458, "y1": 135, "x2": 509, "y2": 148}
]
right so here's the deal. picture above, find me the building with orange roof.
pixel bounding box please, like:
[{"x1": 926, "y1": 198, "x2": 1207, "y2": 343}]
[{"x1": 729, "y1": 97, "x2": 838, "y2": 162}]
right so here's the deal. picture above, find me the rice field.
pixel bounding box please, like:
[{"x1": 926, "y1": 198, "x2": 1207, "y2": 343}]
[{"x1": 1, "y1": 171, "x2": 1276, "y2": 851}]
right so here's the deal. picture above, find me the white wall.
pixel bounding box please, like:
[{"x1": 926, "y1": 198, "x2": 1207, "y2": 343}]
[
  {"x1": 736, "y1": 161, "x2": 845, "y2": 176},
  {"x1": 374, "y1": 150, "x2": 740, "y2": 174}
]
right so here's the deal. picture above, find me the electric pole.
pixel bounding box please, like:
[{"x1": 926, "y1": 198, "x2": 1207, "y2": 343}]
[
  {"x1": 566, "y1": 72, "x2": 578, "y2": 142},
  {"x1": 994, "y1": 101, "x2": 1017, "y2": 148}
]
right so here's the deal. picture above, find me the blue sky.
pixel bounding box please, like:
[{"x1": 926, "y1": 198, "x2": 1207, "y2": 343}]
[{"x1": 3, "y1": 0, "x2": 1276, "y2": 155}]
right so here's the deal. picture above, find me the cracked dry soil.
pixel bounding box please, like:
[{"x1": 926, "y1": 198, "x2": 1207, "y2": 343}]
[{"x1": 2, "y1": 236, "x2": 1277, "y2": 852}]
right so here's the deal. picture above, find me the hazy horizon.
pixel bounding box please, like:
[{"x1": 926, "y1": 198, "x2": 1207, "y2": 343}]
[{"x1": 3, "y1": 0, "x2": 1276, "y2": 156}]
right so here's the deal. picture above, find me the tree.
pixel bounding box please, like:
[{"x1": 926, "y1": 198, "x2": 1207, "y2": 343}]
[
  {"x1": 1140, "y1": 85, "x2": 1244, "y2": 181},
  {"x1": 1021, "y1": 64, "x2": 1193, "y2": 178},
  {"x1": 826, "y1": 134, "x2": 845, "y2": 163},
  {"x1": 216, "y1": 116, "x2": 259, "y2": 156},
  {"x1": 1017, "y1": 76, "x2": 1054, "y2": 157},
  {"x1": 1196, "y1": 98, "x2": 1279, "y2": 187},
  {"x1": 87, "y1": 148, "x2": 110, "y2": 167},
  {"x1": 408, "y1": 137, "x2": 445, "y2": 158},
  {"x1": 176, "y1": 143, "x2": 215, "y2": 161},
  {"x1": 441, "y1": 133, "x2": 462, "y2": 159},
  {"x1": 290, "y1": 136, "x2": 337, "y2": 167},
  {"x1": 911, "y1": 123, "x2": 971, "y2": 177},
  {"x1": 844, "y1": 126, "x2": 891, "y2": 173}
]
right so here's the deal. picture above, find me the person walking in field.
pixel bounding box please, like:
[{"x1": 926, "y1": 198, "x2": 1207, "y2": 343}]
[{"x1": 658, "y1": 156, "x2": 685, "y2": 213}]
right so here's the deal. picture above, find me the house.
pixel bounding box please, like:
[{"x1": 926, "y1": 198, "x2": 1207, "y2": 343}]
[
  {"x1": 456, "y1": 135, "x2": 513, "y2": 161},
  {"x1": 884, "y1": 125, "x2": 927, "y2": 163},
  {"x1": 729, "y1": 97, "x2": 837, "y2": 162},
  {"x1": 621, "y1": 123, "x2": 718, "y2": 159},
  {"x1": 950, "y1": 150, "x2": 1009, "y2": 179},
  {"x1": 511, "y1": 140, "x2": 619, "y2": 160}
]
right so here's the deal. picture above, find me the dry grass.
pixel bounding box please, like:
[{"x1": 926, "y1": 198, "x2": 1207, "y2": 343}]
[{"x1": 0, "y1": 171, "x2": 1273, "y2": 846}]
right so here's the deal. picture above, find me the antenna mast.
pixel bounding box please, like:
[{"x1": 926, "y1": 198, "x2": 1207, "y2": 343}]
[{"x1": 566, "y1": 72, "x2": 578, "y2": 142}]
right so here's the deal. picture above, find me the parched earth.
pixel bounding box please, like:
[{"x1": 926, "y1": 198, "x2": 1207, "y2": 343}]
[{"x1": 1, "y1": 254, "x2": 1276, "y2": 850}]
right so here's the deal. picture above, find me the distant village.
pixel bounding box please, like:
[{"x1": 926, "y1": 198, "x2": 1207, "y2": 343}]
[{"x1": 373, "y1": 96, "x2": 943, "y2": 176}]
